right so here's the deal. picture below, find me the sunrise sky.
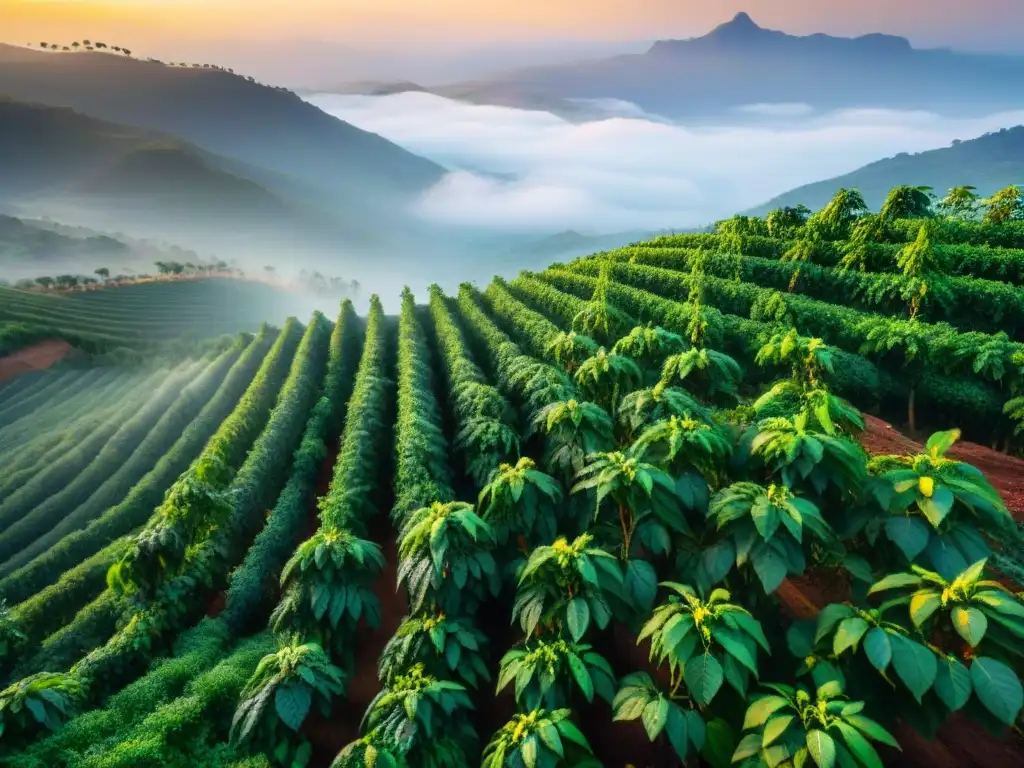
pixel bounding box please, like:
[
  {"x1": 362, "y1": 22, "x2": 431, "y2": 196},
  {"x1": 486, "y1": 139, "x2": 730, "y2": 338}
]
[{"x1": 3, "y1": 0, "x2": 1023, "y2": 51}]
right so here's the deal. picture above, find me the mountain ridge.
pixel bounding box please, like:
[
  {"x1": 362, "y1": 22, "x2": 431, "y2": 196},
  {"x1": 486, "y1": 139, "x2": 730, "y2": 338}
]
[{"x1": 746, "y1": 125, "x2": 1024, "y2": 214}]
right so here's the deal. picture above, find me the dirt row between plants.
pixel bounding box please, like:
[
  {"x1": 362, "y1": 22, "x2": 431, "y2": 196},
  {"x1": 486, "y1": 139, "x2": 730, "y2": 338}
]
[{"x1": 0, "y1": 339, "x2": 72, "y2": 382}]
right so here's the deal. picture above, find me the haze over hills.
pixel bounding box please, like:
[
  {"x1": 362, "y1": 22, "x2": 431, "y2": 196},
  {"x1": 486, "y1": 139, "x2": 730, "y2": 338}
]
[
  {"x1": 0, "y1": 45, "x2": 444, "y2": 213},
  {"x1": 750, "y1": 125, "x2": 1024, "y2": 214},
  {"x1": 0, "y1": 97, "x2": 401, "y2": 255},
  {"x1": 336, "y1": 12, "x2": 1024, "y2": 121}
]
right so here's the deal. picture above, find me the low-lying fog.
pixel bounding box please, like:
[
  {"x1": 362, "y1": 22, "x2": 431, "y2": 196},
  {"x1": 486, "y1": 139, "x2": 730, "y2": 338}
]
[{"x1": 309, "y1": 91, "x2": 1024, "y2": 233}]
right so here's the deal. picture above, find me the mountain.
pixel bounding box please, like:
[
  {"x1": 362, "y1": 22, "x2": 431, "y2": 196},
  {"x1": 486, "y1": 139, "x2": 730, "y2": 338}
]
[
  {"x1": 401, "y1": 12, "x2": 1024, "y2": 120},
  {"x1": 0, "y1": 45, "x2": 445, "y2": 213},
  {"x1": 747, "y1": 125, "x2": 1024, "y2": 214},
  {"x1": 0, "y1": 98, "x2": 388, "y2": 255}
]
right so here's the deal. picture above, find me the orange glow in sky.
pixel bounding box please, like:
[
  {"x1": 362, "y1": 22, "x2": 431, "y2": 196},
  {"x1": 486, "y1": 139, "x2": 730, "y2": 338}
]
[{"x1": 2, "y1": 0, "x2": 1022, "y2": 47}]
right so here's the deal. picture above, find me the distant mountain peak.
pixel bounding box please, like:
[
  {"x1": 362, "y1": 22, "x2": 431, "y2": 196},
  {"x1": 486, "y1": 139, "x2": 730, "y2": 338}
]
[{"x1": 707, "y1": 11, "x2": 766, "y2": 39}]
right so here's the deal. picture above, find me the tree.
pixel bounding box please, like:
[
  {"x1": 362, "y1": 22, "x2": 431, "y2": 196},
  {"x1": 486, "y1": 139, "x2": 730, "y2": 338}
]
[
  {"x1": 810, "y1": 188, "x2": 868, "y2": 240},
  {"x1": 937, "y1": 185, "x2": 981, "y2": 219},
  {"x1": 94, "y1": 267, "x2": 110, "y2": 281},
  {"x1": 766, "y1": 204, "x2": 811, "y2": 238},
  {"x1": 71, "y1": 42, "x2": 80, "y2": 49},
  {"x1": 981, "y1": 185, "x2": 1024, "y2": 224},
  {"x1": 895, "y1": 222, "x2": 943, "y2": 319},
  {"x1": 879, "y1": 185, "x2": 935, "y2": 220}
]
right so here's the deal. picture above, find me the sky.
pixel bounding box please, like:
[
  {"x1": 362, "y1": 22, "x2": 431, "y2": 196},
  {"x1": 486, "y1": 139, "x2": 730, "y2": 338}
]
[
  {"x1": 308, "y1": 93, "x2": 1024, "y2": 233},
  {"x1": 4, "y1": 0, "x2": 1023, "y2": 51}
]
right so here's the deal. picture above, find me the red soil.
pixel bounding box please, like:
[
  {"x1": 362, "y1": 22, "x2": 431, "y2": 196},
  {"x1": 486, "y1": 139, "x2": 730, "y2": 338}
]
[{"x1": 0, "y1": 339, "x2": 72, "y2": 381}]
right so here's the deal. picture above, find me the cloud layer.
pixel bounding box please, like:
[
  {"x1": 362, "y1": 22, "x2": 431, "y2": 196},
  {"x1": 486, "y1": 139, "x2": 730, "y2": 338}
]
[{"x1": 309, "y1": 92, "x2": 1024, "y2": 233}]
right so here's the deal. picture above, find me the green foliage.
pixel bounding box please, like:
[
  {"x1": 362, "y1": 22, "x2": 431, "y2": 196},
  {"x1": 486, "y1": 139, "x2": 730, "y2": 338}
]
[
  {"x1": 497, "y1": 638, "x2": 616, "y2": 709},
  {"x1": 611, "y1": 671, "x2": 708, "y2": 763},
  {"x1": 733, "y1": 680, "x2": 899, "y2": 768},
  {"x1": 0, "y1": 672, "x2": 82, "y2": 743},
  {"x1": 397, "y1": 501, "x2": 499, "y2": 615},
  {"x1": 531, "y1": 399, "x2": 614, "y2": 478},
  {"x1": 379, "y1": 612, "x2": 491, "y2": 689},
  {"x1": 660, "y1": 347, "x2": 742, "y2": 403},
  {"x1": 880, "y1": 186, "x2": 935, "y2": 221},
  {"x1": 478, "y1": 458, "x2": 563, "y2": 549},
  {"x1": 709, "y1": 482, "x2": 836, "y2": 593},
  {"x1": 482, "y1": 708, "x2": 598, "y2": 768},
  {"x1": 513, "y1": 533, "x2": 623, "y2": 639},
  {"x1": 867, "y1": 429, "x2": 1013, "y2": 577},
  {"x1": 981, "y1": 185, "x2": 1024, "y2": 225},
  {"x1": 638, "y1": 584, "x2": 770, "y2": 705},
  {"x1": 230, "y1": 639, "x2": 344, "y2": 767}
]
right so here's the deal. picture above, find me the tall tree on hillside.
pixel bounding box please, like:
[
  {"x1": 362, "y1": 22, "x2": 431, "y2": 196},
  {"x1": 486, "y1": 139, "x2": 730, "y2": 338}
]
[
  {"x1": 71, "y1": 42, "x2": 80, "y2": 50},
  {"x1": 765, "y1": 204, "x2": 811, "y2": 238},
  {"x1": 94, "y1": 267, "x2": 110, "y2": 281},
  {"x1": 879, "y1": 185, "x2": 935, "y2": 220},
  {"x1": 808, "y1": 188, "x2": 868, "y2": 240},
  {"x1": 936, "y1": 185, "x2": 981, "y2": 220},
  {"x1": 895, "y1": 221, "x2": 944, "y2": 320},
  {"x1": 982, "y1": 185, "x2": 1024, "y2": 224}
]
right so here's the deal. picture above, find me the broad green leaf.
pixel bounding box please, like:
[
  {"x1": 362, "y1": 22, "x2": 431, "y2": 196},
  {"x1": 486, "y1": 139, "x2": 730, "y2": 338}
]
[
  {"x1": 762, "y1": 714, "x2": 794, "y2": 747},
  {"x1": 868, "y1": 573, "x2": 921, "y2": 595},
  {"x1": 925, "y1": 429, "x2": 960, "y2": 458},
  {"x1": 918, "y1": 487, "x2": 954, "y2": 528},
  {"x1": 684, "y1": 653, "x2": 724, "y2": 707},
  {"x1": 815, "y1": 604, "x2": 856, "y2": 644},
  {"x1": 752, "y1": 548, "x2": 788, "y2": 594},
  {"x1": 732, "y1": 733, "x2": 762, "y2": 762},
  {"x1": 701, "y1": 716, "x2": 737, "y2": 768},
  {"x1": 642, "y1": 696, "x2": 670, "y2": 740},
  {"x1": 834, "y1": 723, "x2": 882, "y2": 768},
  {"x1": 566, "y1": 598, "x2": 590, "y2": 642},
  {"x1": 520, "y1": 733, "x2": 539, "y2": 768},
  {"x1": 275, "y1": 684, "x2": 312, "y2": 732},
  {"x1": 714, "y1": 626, "x2": 759, "y2": 676},
  {"x1": 884, "y1": 516, "x2": 930, "y2": 561},
  {"x1": 806, "y1": 729, "x2": 837, "y2": 768},
  {"x1": 970, "y1": 657, "x2": 1024, "y2": 726},
  {"x1": 612, "y1": 691, "x2": 649, "y2": 721},
  {"x1": 863, "y1": 627, "x2": 892, "y2": 673},
  {"x1": 889, "y1": 634, "x2": 937, "y2": 702},
  {"x1": 567, "y1": 653, "x2": 594, "y2": 702},
  {"x1": 743, "y1": 695, "x2": 789, "y2": 730},
  {"x1": 951, "y1": 606, "x2": 988, "y2": 647},
  {"x1": 833, "y1": 618, "x2": 869, "y2": 656},
  {"x1": 909, "y1": 592, "x2": 942, "y2": 627},
  {"x1": 933, "y1": 657, "x2": 972, "y2": 712},
  {"x1": 845, "y1": 714, "x2": 900, "y2": 749},
  {"x1": 665, "y1": 705, "x2": 690, "y2": 762}
]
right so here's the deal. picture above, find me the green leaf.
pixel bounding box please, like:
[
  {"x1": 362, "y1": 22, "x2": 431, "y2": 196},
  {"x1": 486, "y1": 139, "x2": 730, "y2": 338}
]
[
  {"x1": 567, "y1": 653, "x2": 595, "y2": 702},
  {"x1": 665, "y1": 705, "x2": 690, "y2": 762},
  {"x1": 743, "y1": 695, "x2": 789, "y2": 729},
  {"x1": 762, "y1": 715, "x2": 794, "y2": 747},
  {"x1": 684, "y1": 653, "x2": 724, "y2": 707},
  {"x1": 890, "y1": 634, "x2": 937, "y2": 702},
  {"x1": 884, "y1": 516, "x2": 930, "y2": 561},
  {"x1": 909, "y1": 591, "x2": 942, "y2": 627},
  {"x1": 275, "y1": 684, "x2": 312, "y2": 732},
  {"x1": 845, "y1": 714, "x2": 900, "y2": 749},
  {"x1": 951, "y1": 606, "x2": 988, "y2": 647},
  {"x1": 537, "y1": 723, "x2": 563, "y2": 757},
  {"x1": 970, "y1": 657, "x2": 1024, "y2": 726},
  {"x1": 626, "y1": 559, "x2": 658, "y2": 610},
  {"x1": 918, "y1": 487, "x2": 954, "y2": 528},
  {"x1": 868, "y1": 573, "x2": 921, "y2": 595},
  {"x1": 815, "y1": 604, "x2": 856, "y2": 644},
  {"x1": 752, "y1": 547, "x2": 788, "y2": 594},
  {"x1": 701, "y1": 717, "x2": 737, "y2": 768},
  {"x1": 933, "y1": 656, "x2": 972, "y2": 712},
  {"x1": 714, "y1": 626, "x2": 759, "y2": 676},
  {"x1": 806, "y1": 729, "x2": 837, "y2": 768},
  {"x1": 925, "y1": 429, "x2": 960, "y2": 458},
  {"x1": 834, "y1": 723, "x2": 883, "y2": 768},
  {"x1": 520, "y1": 733, "x2": 539, "y2": 768},
  {"x1": 566, "y1": 598, "x2": 590, "y2": 642},
  {"x1": 833, "y1": 618, "x2": 869, "y2": 656},
  {"x1": 863, "y1": 627, "x2": 892, "y2": 673},
  {"x1": 612, "y1": 691, "x2": 649, "y2": 721},
  {"x1": 642, "y1": 696, "x2": 670, "y2": 740},
  {"x1": 732, "y1": 733, "x2": 763, "y2": 762}
]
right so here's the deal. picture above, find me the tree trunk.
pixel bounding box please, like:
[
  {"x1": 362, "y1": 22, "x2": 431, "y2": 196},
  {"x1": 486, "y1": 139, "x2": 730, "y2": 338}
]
[{"x1": 908, "y1": 385, "x2": 917, "y2": 435}]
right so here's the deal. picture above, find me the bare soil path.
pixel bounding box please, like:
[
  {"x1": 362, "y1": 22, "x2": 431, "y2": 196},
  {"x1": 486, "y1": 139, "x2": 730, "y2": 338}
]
[{"x1": 0, "y1": 339, "x2": 72, "y2": 382}]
